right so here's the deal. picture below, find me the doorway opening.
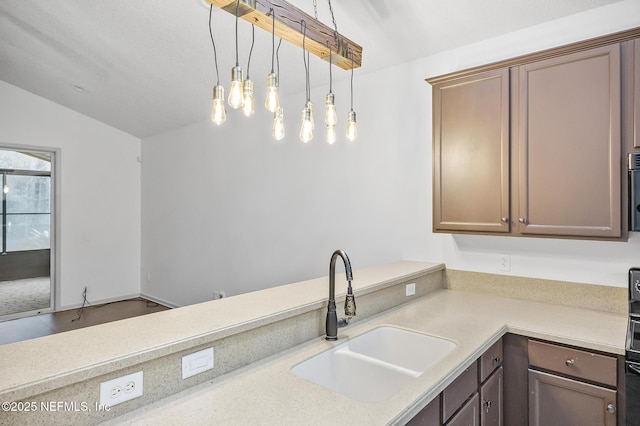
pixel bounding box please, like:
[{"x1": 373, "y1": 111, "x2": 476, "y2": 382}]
[{"x1": 0, "y1": 148, "x2": 54, "y2": 321}]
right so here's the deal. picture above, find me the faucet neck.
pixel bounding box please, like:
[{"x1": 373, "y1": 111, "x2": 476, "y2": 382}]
[{"x1": 329, "y1": 249, "x2": 353, "y2": 301}]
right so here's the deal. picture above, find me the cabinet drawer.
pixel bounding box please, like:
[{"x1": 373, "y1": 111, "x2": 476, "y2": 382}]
[
  {"x1": 443, "y1": 361, "x2": 478, "y2": 422},
  {"x1": 528, "y1": 340, "x2": 616, "y2": 387},
  {"x1": 480, "y1": 339, "x2": 503, "y2": 383}
]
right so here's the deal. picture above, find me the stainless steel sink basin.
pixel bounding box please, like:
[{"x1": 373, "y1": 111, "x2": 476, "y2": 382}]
[{"x1": 291, "y1": 326, "x2": 456, "y2": 402}]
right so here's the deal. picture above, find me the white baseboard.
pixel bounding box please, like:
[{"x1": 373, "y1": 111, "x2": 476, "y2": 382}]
[
  {"x1": 57, "y1": 292, "x2": 143, "y2": 312},
  {"x1": 139, "y1": 293, "x2": 180, "y2": 309}
]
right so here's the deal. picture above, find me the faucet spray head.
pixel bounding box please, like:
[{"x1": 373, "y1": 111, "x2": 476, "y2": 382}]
[{"x1": 344, "y1": 282, "x2": 356, "y2": 317}]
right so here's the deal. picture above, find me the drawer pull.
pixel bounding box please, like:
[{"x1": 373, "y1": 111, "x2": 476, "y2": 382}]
[
  {"x1": 483, "y1": 400, "x2": 492, "y2": 413},
  {"x1": 607, "y1": 404, "x2": 616, "y2": 414},
  {"x1": 493, "y1": 356, "x2": 501, "y2": 364},
  {"x1": 565, "y1": 358, "x2": 575, "y2": 367}
]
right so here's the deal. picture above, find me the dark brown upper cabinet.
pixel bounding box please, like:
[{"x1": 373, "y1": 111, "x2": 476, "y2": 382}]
[
  {"x1": 432, "y1": 69, "x2": 510, "y2": 234},
  {"x1": 514, "y1": 44, "x2": 621, "y2": 238},
  {"x1": 428, "y1": 30, "x2": 640, "y2": 240},
  {"x1": 635, "y1": 39, "x2": 640, "y2": 149}
]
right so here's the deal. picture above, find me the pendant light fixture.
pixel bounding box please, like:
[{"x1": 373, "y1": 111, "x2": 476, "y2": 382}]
[
  {"x1": 208, "y1": 5, "x2": 226, "y2": 125},
  {"x1": 242, "y1": 24, "x2": 256, "y2": 117},
  {"x1": 346, "y1": 48, "x2": 358, "y2": 141},
  {"x1": 272, "y1": 38, "x2": 285, "y2": 141},
  {"x1": 299, "y1": 20, "x2": 313, "y2": 143},
  {"x1": 325, "y1": 40, "x2": 337, "y2": 144},
  {"x1": 228, "y1": 0, "x2": 244, "y2": 109},
  {"x1": 265, "y1": 9, "x2": 280, "y2": 113}
]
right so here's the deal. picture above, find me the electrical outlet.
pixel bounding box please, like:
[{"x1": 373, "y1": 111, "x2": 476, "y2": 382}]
[
  {"x1": 406, "y1": 283, "x2": 416, "y2": 296},
  {"x1": 100, "y1": 371, "x2": 143, "y2": 407},
  {"x1": 499, "y1": 253, "x2": 511, "y2": 272}
]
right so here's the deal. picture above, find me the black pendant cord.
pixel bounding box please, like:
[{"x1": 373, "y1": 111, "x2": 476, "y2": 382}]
[
  {"x1": 246, "y1": 24, "x2": 255, "y2": 79},
  {"x1": 270, "y1": 8, "x2": 275, "y2": 74},
  {"x1": 349, "y1": 47, "x2": 354, "y2": 110},
  {"x1": 234, "y1": 0, "x2": 240, "y2": 66},
  {"x1": 208, "y1": 5, "x2": 220, "y2": 85},
  {"x1": 328, "y1": 42, "x2": 333, "y2": 94},
  {"x1": 301, "y1": 20, "x2": 309, "y2": 102},
  {"x1": 276, "y1": 38, "x2": 282, "y2": 80},
  {"x1": 247, "y1": 24, "x2": 255, "y2": 78}
]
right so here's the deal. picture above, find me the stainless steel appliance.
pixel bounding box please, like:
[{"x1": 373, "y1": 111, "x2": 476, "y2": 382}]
[
  {"x1": 630, "y1": 153, "x2": 640, "y2": 232},
  {"x1": 627, "y1": 267, "x2": 640, "y2": 425}
]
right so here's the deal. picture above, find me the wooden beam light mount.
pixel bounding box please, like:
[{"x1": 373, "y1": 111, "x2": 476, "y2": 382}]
[{"x1": 207, "y1": 0, "x2": 363, "y2": 70}]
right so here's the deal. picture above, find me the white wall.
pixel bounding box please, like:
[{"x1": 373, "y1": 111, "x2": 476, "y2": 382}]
[
  {"x1": 142, "y1": 1, "x2": 640, "y2": 307},
  {"x1": 140, "y1": 61, "x2": 426, "y2": 306},
  {"x1": 0, "y1": 81, "x2": 142, "y2": 309}
]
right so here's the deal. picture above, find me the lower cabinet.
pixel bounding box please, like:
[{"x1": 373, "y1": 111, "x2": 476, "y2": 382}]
[
  {"x1": 528, "y1": 339, "x2": 618, "y2": 426},
  {"x1": 408, "y1": 338, "x2": 503, "y2": 426},
  {"x1": 529, "y1": 369, "x2": 617, "y2": 426},
  {"x1": 408, "y1": 335, "x2": 622, "y2": 426}
]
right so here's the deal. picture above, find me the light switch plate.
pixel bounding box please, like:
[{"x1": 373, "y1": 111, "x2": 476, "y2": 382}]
[
  {"x1": 406, "y1": 283, "x2": 416, "y2": 296},
  {"x1": 182, "y1": 347, "x2": 214, "y2": 379}
]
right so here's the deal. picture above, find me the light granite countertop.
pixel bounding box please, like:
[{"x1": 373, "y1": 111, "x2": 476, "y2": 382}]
[{"x1": 106, "y1": 288, "x2": 627, "y2": 425}]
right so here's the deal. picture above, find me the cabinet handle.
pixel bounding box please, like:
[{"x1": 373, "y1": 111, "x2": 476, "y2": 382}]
[
  {"x1": 607, "y1": 403, "x2": 616, "y2": 414},
  {"x1": 518, "y1": 217, "x2": 527, "y2": 224},
  {"x1": 483, "y1": 400, "x2": 492, "y2": 413},
  {"x1": 493, "y1": 356, "x2": 501, "y2": 364},
  {"x1": 565, "y1": 358, "x2": 575, "y2": 367},
  {"x1": 501, "y1": 217, "x2": 509, "y2": 223}
]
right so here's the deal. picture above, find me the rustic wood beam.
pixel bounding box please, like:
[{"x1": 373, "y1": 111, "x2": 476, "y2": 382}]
[{"x1": 206, "y1": 0, "x2": 362, "y2": 70}]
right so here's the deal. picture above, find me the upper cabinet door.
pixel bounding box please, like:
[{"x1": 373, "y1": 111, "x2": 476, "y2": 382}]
[
  {"x1": 517, "y1": 44, "x2": 622, "y2": 238},
  {"x1": 635, "y1": 39, "x2": 640, "y2": 149},
  {"x1": 432, "y1": 69, "x2": 510, "y2": 233}
]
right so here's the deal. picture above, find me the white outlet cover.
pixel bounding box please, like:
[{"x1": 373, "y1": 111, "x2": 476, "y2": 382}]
[
  {"x1": 182, "y1": 347, "x2": 214, "y2": 379},
  {"x1": 406, "y1": 283, "x2": 416, "y2": 296},
  {"x1": 100, "y1": 371, "x2": 143, "y2": 407}
]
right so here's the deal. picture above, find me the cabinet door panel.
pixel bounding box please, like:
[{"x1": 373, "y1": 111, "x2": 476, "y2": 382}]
[
  {"x1": 528, "y1": 369, "x2": 617, "y2": 426},
  {"x1": 481, "y1": 366, "x2": 503, "y2": 426},
  {"x1": 433, "y1": 69, "x2": 510, "y2": 233},
  {"x1": 446, "y1": 393, "x2": 480, "y2": 426},
  {"x1": 517, "y1": 44, "x2": 621, "y2": 237}
]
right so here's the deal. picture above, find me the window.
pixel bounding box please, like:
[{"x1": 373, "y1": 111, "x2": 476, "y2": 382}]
[{"x1": 0, "y1": 150, "x2": 51, "y2": 253}]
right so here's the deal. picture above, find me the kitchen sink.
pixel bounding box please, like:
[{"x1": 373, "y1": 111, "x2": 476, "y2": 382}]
[{"x1": 290, "y1": 326, "x2": 456, "y2": 402}]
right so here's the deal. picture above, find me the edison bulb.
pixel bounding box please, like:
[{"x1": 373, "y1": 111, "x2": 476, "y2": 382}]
[
  {"x1": 272, "y1": 107, "x2": 285, "y2": 141},
  {"x1": 346, "y1": 110, "x2": 358, "y2": 141},
  {"x1": 325, "y1": 93, "x2": 337, "y2": 126},
  {"x1": 265, "y1": 73, "x2": 279, "y2": 112},
  {"x1": 228, "y1": 66, "x2": 244, "y2": 109},
  {"x1": 299, "y1": 107, "x2": 313, "y2": 143},
  {"x1": 326, "y1": 124, "x2": 336, "y2": 145},
  {"x1": 210, "y1": 85, "x2": 226, "y2": 125},
  {"x1": 242, "y1": 79, "x2": 255, "y2": 117}
]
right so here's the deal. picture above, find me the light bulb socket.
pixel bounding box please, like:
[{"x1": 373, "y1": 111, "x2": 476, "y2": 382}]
[
  {"x1": 348, "y1": 110, "x2": 357, "y2": 123},
  {"x1": 231, "y1": 66, "x2": 244, "y2": 82},
  {"x1": 243, "y1": 79, "x2": 253, "y2": 94},
  {"x1": 213, "y1": 85, "x2": 225, "y2": 100},
  {"x1": 266, "y1": 72, "x2": 278, "y2": 88},
  {"x1": 301, "y1": 106, "x2": 312, "y2": 122},
  {"x1": 325, "y1": 93, "x2": 335, "y2": 106}
]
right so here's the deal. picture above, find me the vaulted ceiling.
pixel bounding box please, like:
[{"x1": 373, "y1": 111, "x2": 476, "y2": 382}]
[{"x1": 0, "y1": 0, "x2": 621, "y2": 138}]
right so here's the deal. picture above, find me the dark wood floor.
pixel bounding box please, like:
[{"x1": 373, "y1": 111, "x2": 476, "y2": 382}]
[{"x1": 0, "y1": 298, "x2": 170, "y2": 346}]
